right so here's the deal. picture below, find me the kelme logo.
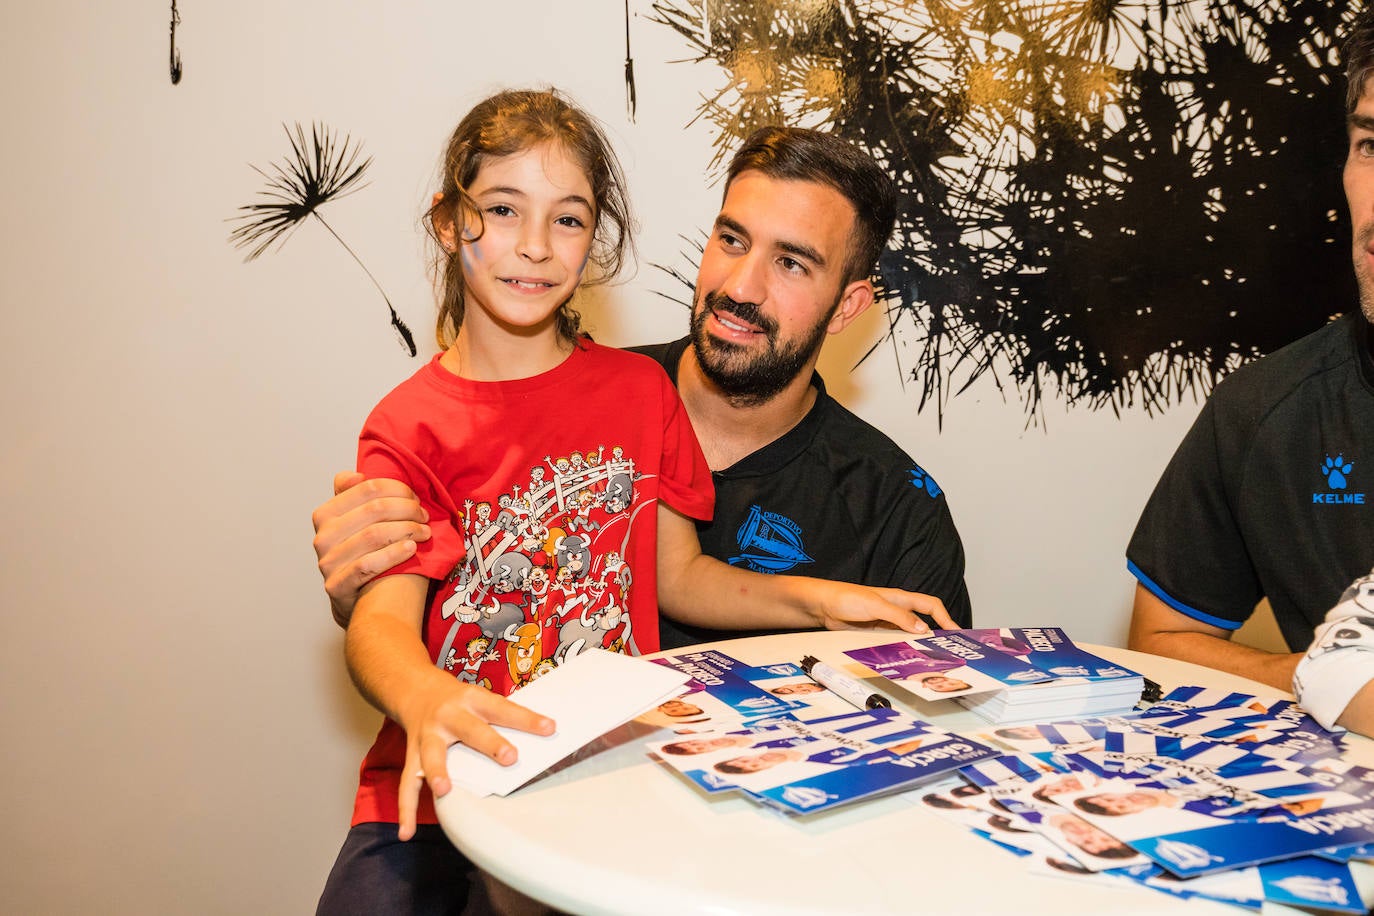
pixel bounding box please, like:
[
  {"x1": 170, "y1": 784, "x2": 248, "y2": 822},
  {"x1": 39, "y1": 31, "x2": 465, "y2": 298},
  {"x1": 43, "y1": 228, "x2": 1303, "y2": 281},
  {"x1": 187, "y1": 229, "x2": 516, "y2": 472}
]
[
  {"x1": 908, "y1": 464, "x2": 942, "y2": 498},
  {"x1": 1314, "y1": 454, "x2": 1365, "y2": 505}
]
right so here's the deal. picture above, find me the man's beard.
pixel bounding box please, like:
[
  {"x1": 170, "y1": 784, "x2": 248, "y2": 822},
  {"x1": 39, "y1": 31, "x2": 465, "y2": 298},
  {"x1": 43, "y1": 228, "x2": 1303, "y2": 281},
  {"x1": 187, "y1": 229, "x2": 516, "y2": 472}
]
[
  {"x1": 1355, "y1": 223, "x2": 1374, "y2": 325},
  {"x1": 689, "y1": 291, "x2": 832, "y2": 406}
]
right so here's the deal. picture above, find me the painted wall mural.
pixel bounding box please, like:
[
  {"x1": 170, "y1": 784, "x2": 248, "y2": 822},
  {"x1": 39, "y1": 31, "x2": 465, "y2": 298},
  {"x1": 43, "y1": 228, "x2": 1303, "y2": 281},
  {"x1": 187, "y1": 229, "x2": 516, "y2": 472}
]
[
  {"x1": 649, "y1": 0, "x2": 1359, "y2": 423},
  {"x1": 229, "y1": 123, "x2": 417, "y2": 357}
]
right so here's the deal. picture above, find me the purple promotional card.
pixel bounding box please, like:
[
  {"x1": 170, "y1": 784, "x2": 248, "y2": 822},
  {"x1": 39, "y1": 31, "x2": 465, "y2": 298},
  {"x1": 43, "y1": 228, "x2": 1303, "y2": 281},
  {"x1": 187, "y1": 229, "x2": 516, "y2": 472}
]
[{"x1": 845, "y1": 632, "x2": 1053, "y2": 701}]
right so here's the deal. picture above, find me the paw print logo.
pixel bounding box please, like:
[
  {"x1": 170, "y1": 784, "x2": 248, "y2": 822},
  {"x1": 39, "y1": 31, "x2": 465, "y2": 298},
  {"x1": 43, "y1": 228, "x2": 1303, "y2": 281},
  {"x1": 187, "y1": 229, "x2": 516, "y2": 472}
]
[
  {"x1": 908, "y1": 465, "x2": 942, "y2": 498},
  {"x1": 1322, "y1": 455, "x2": 1353, "y2": 490}
]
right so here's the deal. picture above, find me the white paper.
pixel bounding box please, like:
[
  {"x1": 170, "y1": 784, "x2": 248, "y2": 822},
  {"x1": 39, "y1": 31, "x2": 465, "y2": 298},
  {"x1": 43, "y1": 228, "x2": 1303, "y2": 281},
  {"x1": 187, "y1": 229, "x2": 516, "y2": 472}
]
[{"x1": 446, "y1": 649, "x2": 690, "y2": 797}]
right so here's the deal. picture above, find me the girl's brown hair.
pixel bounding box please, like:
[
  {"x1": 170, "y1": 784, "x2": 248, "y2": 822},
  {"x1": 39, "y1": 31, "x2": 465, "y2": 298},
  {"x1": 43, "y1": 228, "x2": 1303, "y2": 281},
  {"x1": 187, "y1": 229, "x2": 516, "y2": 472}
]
[{"x1": 428, "y1": 88, "x2": 633, "y2": 348}]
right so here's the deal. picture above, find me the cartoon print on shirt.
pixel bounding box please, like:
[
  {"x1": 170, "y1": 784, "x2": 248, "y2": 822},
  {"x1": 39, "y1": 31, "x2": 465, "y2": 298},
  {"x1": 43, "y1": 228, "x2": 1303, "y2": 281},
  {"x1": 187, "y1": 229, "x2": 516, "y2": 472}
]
[
  {"x1": 594, "y1": 579, "x2": 631, "y2": 643},
  {"x1": 598, "y1": 550, "x2": 625, "y2": 586},
  {"x1": 464, "y1": 499, "x2": 493, "y2": 536},
  {"x1": 489, "y1": 551, "x2": 533, "y2": 593},
  {"x1": 439, "y1": 566, "x2": 491, "y2": 624},
  {"x1": 494, "y1": 493, "x2": 526, "y2": 534},
  {"x1": 565, "y1": 490, "x2": 603, "y2": 533},
  {"x1": 447, "y1": 636, "x2": 499, "y2": 689},
  {"x1": 552, "y1": 583, "x2": 632, "y2": 664},
  {"x1": 1299, "y1": 571, "x2": 1374, "y2": 668},
  {"x1": 476, "y1": 599, "x2": 527, "y2": 644},
  {"x1": 545, "y1": 563, "x2": 589, "y2": 620},
  {"x1": 506, "y1": 622, "x2": 542, "y2": 688},
  {"x1": 603, "y1": 472, "x2": 633, "y2": 514},
  {"x1": 430, "y1": 442, "x2": 646, "y2": 691},
  {"x1": 525, "y1": 465, "x2": 549, "y2": 508},
  {"x1": 526, "y1": 566, "x2": 550, "y2": 599},
  {"x1": 555, "y1": 533, "x2": 592, "y2": 579}
]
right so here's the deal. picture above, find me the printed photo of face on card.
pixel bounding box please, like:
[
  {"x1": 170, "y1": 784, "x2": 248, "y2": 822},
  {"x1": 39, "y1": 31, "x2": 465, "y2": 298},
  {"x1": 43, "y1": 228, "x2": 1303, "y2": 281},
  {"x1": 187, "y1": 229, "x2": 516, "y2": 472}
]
[
  {"x1": 743, "y1": 671, "x2": 858, "y2": 715},
  {"x1": 646, "y1": 728, "x2": 837, "y2": 794},
  {"x1": 844, "y1": 640, "x2": 1000, "y2": 700},
  {"x1": 900, "y1": 665, "x2": 1005, "y2": 701},
  {"x1": 635, "y1": 689, "x2": 742, "y2": 731}
]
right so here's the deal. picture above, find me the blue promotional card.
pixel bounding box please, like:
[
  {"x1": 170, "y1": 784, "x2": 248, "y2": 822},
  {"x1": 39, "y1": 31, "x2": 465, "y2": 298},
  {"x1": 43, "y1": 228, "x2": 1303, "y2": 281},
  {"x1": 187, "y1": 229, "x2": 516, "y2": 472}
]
[
  {"x1": 1049, "y1": 776, "x2": 1374, "y2": 877},
  {"x1": 994, "y1": 788, "x2": 1153, "y2": 871},
  {"x1": 648, "y1": 707, "x2": 1002, "y2": 816},
  {"x1": 654, "y1": 650, "x2": 795, "y2": 720},
  {"x1": 1007, "y1": 627, "x2": 1141, "y2": 682},
  {"x1": 749, "y1": 724, "x2": 1003, "y2": 816},
  {"x1": 1139, "y1": 862, "x2": 1264, "y2": 910},
  {"x1": 1258, "y1": 856, "x2": 1364, "y2": 913},
  {"x1": 977, "y1": 718, "x2": 1117, "y2": 754}
]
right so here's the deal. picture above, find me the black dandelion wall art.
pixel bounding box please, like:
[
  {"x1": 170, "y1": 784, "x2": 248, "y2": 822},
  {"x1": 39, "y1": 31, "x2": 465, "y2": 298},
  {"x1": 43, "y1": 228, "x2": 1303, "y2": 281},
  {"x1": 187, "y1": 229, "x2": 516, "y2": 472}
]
[
  {"x1": 650, "y1": 0, "x2": 1358, "y2": 425},
  {"x1": 229, "y1": 122, "x2": 417, "y2": 357},
  {"x1": 169, "y1": 1, "x2": 182, "y2": 85}
]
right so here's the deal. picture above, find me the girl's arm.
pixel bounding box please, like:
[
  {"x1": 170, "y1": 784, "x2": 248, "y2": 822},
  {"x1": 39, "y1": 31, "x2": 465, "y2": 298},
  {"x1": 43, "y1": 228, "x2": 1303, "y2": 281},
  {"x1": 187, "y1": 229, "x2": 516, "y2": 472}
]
[
  {"x1": 654, "y1": 504, "x2": 958, "y2": 634},
  {"x1": 345, "y1": 574, "x2": 555, "y2": 840},
  {"x1": 313, "y1": 471, "x2": 430, "y2": 627}
]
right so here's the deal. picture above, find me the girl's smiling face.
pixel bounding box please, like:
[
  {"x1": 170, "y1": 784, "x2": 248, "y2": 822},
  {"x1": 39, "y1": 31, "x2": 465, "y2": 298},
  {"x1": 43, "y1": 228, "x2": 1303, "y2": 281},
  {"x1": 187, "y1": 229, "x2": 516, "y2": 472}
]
[{"x1": 453, "y1": 141, "x2": 595, "y2": 339}]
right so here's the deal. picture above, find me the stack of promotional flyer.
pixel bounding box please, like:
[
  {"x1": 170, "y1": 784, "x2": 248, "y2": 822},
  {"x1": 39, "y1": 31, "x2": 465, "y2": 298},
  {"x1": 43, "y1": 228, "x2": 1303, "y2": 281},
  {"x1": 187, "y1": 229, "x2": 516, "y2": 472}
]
[
  {"x1": 916, "y1": 687, "x2": 1372, "y2": 913},
  {"x1": 634, "y1": 643, "x2": 1374, "y2": 910},
  {"x1": 641, "y1": 649, "x2": 1002, "y2": 816},
  {"x1": 844, "y1": 628, "x2": 1145, "y2": 724}
]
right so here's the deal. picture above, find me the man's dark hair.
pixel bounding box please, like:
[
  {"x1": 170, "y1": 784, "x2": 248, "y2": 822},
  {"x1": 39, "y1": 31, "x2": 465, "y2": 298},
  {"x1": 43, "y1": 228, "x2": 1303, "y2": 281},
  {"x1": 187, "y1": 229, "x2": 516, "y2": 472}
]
[
  {"x1": 1073, "y1": 796, "x2": 1117, "y2": 817},
  {"x1": 920, "y1": 793, "x2": 964, "y2": 810},
  {"x1": 714, "y1": 758, "x2": 757, "y2": 775},
  {"x1": 1347, "y1": 7, "x2": 1374, "y2": 113},
  {"x1": 1083, "y1": 841, "x2": 1137, "y2": 860},
  {"x1": 657, "y1": 742, "x2": 700, "y2": 756},
  {"x1": 724, "y1": 127, "x2": 897, "y2": 285}
]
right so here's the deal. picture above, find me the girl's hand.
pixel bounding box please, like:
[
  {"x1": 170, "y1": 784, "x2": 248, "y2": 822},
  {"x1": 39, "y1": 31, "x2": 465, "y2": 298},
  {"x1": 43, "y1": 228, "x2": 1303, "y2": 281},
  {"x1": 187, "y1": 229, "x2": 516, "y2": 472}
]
[
  {"x1": 808, "y1": 580, "x2": 957, "y2": 634},
  {"x1": 394, "y1": 678, "x2": 555, "y2": 841}
]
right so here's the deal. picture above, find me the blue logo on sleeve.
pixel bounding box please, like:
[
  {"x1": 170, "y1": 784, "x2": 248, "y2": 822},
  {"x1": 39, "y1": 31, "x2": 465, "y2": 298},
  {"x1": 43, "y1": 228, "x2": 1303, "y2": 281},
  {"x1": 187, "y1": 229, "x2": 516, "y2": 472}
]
[
  {"x1": 1314, "y1": 454, "x2": 1364, "y2": 505},
  {"x1": 1322, "y1": 455, "x2": 1352, "y2": 489},
  {"x1": 728, "y1": 505, "x2": 815, "y2": 573},
  {"x1": 908, "y1": 464, "x2": 942, "y2": 498}
]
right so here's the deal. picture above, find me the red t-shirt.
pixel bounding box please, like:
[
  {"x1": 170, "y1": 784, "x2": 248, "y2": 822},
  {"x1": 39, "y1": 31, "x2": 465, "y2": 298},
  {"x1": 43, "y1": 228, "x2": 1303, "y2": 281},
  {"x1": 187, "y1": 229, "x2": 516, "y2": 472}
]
[{"x1": 350, "y1": 340, "x2": 714, "y2": 825}]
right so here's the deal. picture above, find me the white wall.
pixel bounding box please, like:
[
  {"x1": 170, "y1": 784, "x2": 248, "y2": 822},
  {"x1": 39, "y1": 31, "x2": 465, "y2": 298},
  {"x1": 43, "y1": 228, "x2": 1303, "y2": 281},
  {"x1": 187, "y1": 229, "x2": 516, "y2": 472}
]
[{"x1": 1, "y1": 2, "x2": 1201, "y2": 912}]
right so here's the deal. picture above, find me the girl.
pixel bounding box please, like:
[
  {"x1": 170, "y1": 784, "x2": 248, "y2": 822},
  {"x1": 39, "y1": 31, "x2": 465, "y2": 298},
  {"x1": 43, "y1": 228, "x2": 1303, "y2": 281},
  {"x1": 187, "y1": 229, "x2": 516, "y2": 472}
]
[{"x1": 320, "y1": 88, "x2": 942, "y2": 913}]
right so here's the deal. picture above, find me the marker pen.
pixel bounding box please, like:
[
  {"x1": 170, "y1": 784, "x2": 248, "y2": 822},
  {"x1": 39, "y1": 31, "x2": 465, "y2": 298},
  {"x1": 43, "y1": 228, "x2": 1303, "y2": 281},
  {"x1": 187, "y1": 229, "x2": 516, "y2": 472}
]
[{"x1": 800, "y1": 655, "x2": 891, "y2": 710}]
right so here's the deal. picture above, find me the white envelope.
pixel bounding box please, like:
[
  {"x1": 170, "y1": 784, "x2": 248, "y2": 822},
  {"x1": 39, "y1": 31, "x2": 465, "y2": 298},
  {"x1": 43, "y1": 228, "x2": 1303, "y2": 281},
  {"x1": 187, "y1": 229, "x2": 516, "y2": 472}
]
[{"x1": 446, "y1": 648, "x2": 690, "y2": 797}]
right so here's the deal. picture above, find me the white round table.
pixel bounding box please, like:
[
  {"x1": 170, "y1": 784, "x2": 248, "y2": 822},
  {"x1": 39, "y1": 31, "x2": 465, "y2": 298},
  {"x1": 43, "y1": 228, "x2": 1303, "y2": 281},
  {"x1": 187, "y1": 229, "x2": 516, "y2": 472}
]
[{"x1": 434, "y1": 630, "x2": 1374, "y2": 915}]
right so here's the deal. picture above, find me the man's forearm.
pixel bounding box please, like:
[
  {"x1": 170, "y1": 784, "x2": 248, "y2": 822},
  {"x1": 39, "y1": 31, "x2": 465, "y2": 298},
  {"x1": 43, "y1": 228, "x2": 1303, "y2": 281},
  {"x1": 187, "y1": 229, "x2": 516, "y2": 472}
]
[
  {"x1": 1128, "y1": 584, "x2": 1301, "y2": 692},
  {"x1": 1129, "y1": 628, "x2": 1301, "y2": 692}
]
